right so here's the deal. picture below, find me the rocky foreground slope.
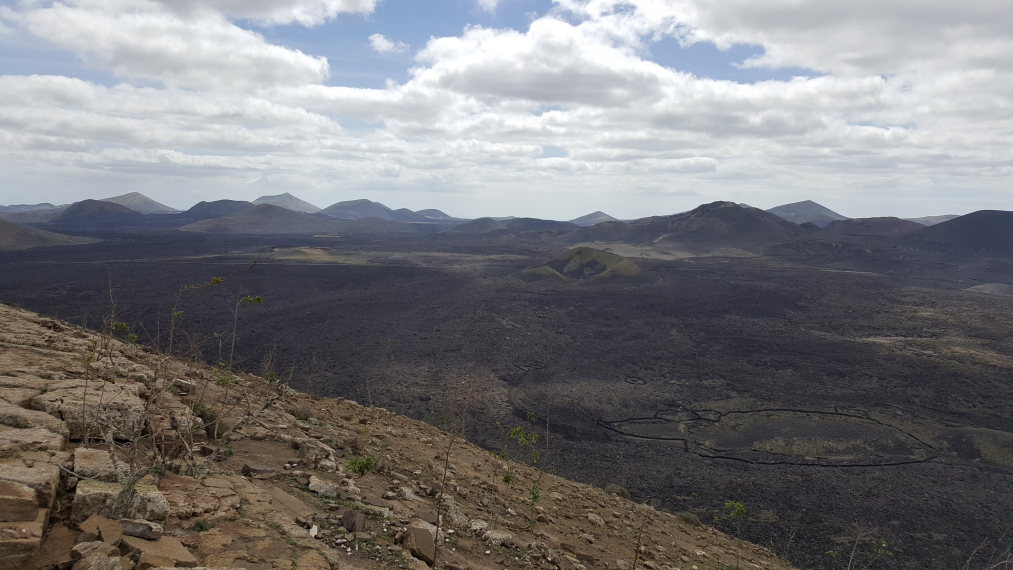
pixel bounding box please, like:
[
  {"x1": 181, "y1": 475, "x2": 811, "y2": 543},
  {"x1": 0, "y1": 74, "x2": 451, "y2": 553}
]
[{"x1": 0, "y1": 303, "x2": 794, "y2": 570}]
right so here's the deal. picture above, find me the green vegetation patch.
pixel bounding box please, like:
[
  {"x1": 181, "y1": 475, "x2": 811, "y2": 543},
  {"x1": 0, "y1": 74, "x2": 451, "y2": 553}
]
[
  {"x1": 970, "y1": 429, "x2": 1013, "y2": 468},
  {"x1": 752, "y1": 436, "x2": 873, "y2": 458},
  {"x1": 522, "y1": 246, "x2": 642, "y2": 282}
]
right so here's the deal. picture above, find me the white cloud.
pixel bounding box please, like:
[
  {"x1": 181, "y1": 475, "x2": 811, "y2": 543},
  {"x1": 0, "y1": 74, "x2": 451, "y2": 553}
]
[
  {"x1": 475, "y1": 0, "x2": 500, "y2": 13},
  {"x1": 156, "y1": 0, "x2": 377, "y2": 26},
  {"x1": 18, "y1": 1, "x2": 330, "y2": 90},
  {"x1": 368, "y1": 33, "x2": 409, "y2": 54},
  {"x1": 1, "y1": 0, "x2": 1012, "y2": 217}
]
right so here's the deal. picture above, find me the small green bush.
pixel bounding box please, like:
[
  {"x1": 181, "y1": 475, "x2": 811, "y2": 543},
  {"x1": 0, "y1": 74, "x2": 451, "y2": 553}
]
[
  {"x1": 347, "y1": 455, "x2": 376, "y2": 477},
  {"x1": 604, "y1": 483, "x2": 631, "y2": 500}
]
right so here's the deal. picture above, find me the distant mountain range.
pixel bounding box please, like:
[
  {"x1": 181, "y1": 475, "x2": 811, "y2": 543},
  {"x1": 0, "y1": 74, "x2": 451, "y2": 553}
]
[{"x1": 0, "y1": 193, "x2": 1007, "y2": 259}]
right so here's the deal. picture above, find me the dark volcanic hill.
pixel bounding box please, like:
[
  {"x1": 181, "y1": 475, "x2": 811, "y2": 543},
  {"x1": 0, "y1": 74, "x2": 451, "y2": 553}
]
[
  {"x1": 46, "y1": 199, "x2": 143, "y2": 230},
  {"x1": 322, "y1": 199, "x2": 459, "y2": 223},
  {"x1": 450, "y1": 217, "x2": 578, "y2": 234},
  {"x1": 320, "y1": 199, "x2": 394, "y2": 220},
  {"x1": 823, "y1": 216, "x2": 924, "y2": 237},
  {"x1": 767, "y1": 200, "x2": 847, "y2": 227},
  {"x1": 569, "y1": 211, "x2": 620, "y2": 226},
  {"x1": 184, "y1": 199, "x2": 256, "y2": 221},
  {"x1": 252, "y1": 192, "x2": 321, "y2": 213},
  {"x1": 0, "y1": 218, "x2": 95, "y2": 250},
  {"x1": 414, "y1": 208, "x2": 459, "y2": 221},
  {"x1": 899, "y1": 210, "x2": 1013, "y2": 255},
  {"x1": 101, "y1": 192, "x2": 178, "y2": 214},
  {"x1": 573, "y1": 201, "x2": 804, "y2": 253}
]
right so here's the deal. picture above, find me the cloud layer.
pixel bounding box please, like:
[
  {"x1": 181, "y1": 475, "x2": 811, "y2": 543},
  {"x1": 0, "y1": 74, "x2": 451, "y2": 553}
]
[{"x1": 1, "y1": 0, "x2": 1011, "y2": 217}]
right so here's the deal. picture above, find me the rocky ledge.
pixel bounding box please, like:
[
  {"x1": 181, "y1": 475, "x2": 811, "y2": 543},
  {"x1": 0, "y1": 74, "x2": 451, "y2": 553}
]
[{"x1": 0, "y1": 303, "x2": 795, "y2": 570}]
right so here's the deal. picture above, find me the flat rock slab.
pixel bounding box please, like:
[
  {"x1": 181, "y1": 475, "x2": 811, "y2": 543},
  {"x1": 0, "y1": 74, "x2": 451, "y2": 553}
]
[
  {"x1": 0, "y1": 387, "x2": 43, "y2": 407},
  {"x1": 30, "y1": 383, "x2": 146, "y2": 440},
  {"x1": 0, "y1": 461, "x2": 61, "y2": 508},
  {"x1": 120, "y1": 535, "x2": 198, "y2": 567},
  {"x1": 70, "y1": 554, "x2": 134, "y2": 569},
  {"x1": 0, "y1": 427, "x2": 65, "y2": 458},
  {"x1": 0, "y1": 398, "x2": 69, "y2": 436},
  {"x1": 79, "y1": 515, "x2": 124, "y2": 545},
  {"x1": 72, "y1": 480, "x2": 169, "y2": 524},
  {"x1": 74, "y1": 448, "x2": 123, "y2": 482},
  {"x1": 0, "y1": 508, "x2": 47, "y2": 565},
  {"x1": 0, "y1": 480, "x2": 38, "y2": 521}
]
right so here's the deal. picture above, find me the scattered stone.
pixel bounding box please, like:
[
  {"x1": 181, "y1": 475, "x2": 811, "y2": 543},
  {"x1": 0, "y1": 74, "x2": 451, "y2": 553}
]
[
  {"x1": 397, "y1": 487, "x2": 418, "y2": 501},
  {"x1": 71, "y1": 541, "x2": 118, "y2": 559},
  {"x1": 0, "y1": 480, "x2": 38, "y2": 521},
  {"x1": 135, "y1": 551, "x2": 175, "y2": 569},
  {"x1": 240, "y1": 463, "x2": 276, "y2": 478},
  {"x1": 119, "y1": 519, "x2": 163, "y2": 540},
  {"x1": 361, "y1": 504, "x2": 391, "y2": 519},
  {"x1": 469, "y1": 519, "x2": 488, "y2": 533},
  {"x1": 402, "y1": 519, "x2": 440, "y2": 565},
  {"x1": 341, "y1": 510, "x2": 367, "y2": 533},
  {"x1": 307, "y1": 476, "x2": 339, "y2": 498},
  {"x1": 586, "y1": 513, "x2": 606, "y2": 527},
  {"x1": 79, "y1": 515, "x2": 124, "y2": 545},
  {"x1": 119, "y1": 535, "x2": 198, "y2": 567},
  {"x1": 482, "y1": 529, "x2": 513, "y2": 547},
  {"x1": 71, "y1": 554, "x2": 134, "y2": 570}
]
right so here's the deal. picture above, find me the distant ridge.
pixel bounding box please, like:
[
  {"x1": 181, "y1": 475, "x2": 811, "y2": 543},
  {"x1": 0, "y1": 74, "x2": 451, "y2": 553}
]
[
  {"x1": 573, "y1": 201, "x2": 803, "y2": 253},
  {"x1": 180, "y1": 204, "x2": 440, "y2": 235},
  {"x1": 101, "y1": 192, "x2": 178, "y2": 214},
  {"x1": 252, "y1": 193, "x2": 321, "y2": 213},
  {"x1": 321, "y1": 199, "x2": 459, "y2": 223},
  {"x1": 0, "y1": 218, "x2": 95, "y2": 250},
  {"x1": 322, "y1": 199, "x2": 396, "y2": 220},
  {"x1": 905, "y1": 214, "x2": 960, "y2": 226},
  {"x1": 47, "y1": 199, "x2": 143, "y2": 229},
  {"x1": 899, "y1": 210, "x2": 1013, "y2": 255},
  {"x1": 449, "y1": 217, "x2": 578, "y2": 234},
  {"x1": 181, "y1": 204, "x2": 337, "y2": 234},
  {"x1": 767, "y1": 200, "x2": 847, "y2": 227},
  {"x1": 0, "y1": 203, "x2": 56, "y2": 213},
  {"x1": 569, "y1": 211, "x2": 619, "y2": 226},
  {"x1": 184, "y1": 199, "x2": 255, "y2": 221},
  {"x1": 823, "y1": 217, "x2": 924, "y2": 237}
]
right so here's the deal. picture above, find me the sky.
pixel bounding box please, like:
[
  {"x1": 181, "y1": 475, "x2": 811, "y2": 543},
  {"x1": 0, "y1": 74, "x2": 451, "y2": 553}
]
[{"x1": 0, "y1": 0, "x2": 1011, "y2": 220}]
